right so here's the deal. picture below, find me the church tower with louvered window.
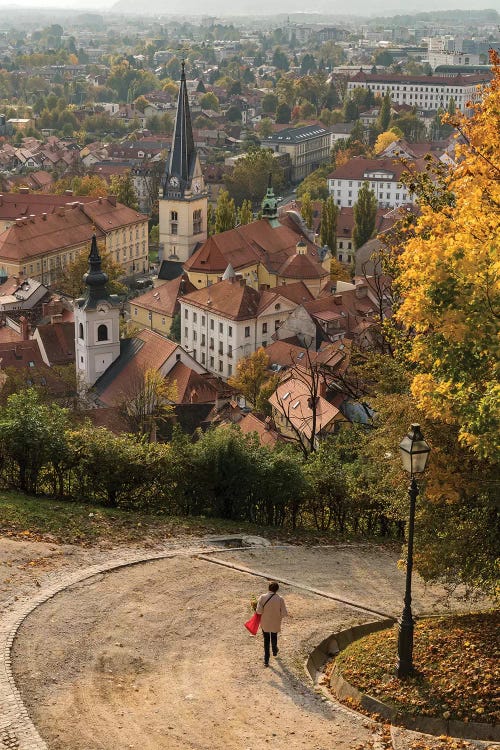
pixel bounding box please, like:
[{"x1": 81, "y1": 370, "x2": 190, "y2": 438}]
[
  {"x1": 74, "y1": 235, "x2": 121, "y2": 388},
  {"x1": 159, "y1": 62, "x2": 208, "y2": 266}
]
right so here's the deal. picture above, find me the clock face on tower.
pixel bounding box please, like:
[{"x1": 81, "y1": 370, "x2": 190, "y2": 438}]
[
  {"x1": 169, "y1": 176, "x2": 180, "y2": 187},
  {"x1": 192, "y1": 179, "x2": 202, "y2": 193},
  {"x1": 97, "y1": 302, "x2": 110, "y2": 313}
]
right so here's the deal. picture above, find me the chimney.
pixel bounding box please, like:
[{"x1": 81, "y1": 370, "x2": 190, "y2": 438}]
[
  {"x1": 19, "y1": 186, "x2": 29, "y2": 194},
  {"x1": 19, "y1": 315, "x2": 29, "y2": 340},
  {"x1": 29, "y1": 214, "x2": 35, "y2": 223},
  {"x1": 239, "y1": 277, "x2": 246, "y2": 287},
  {"x1": 0, "y1": 194, "x2": 3, "y2": 206},
  {"x1": 15, "y1": 218, "x2": 23, "y2": 227},
  {"x1": 64, "y1": 189, "x2": 73, "y2": 196},
  {"x1": 333, "y1": 294, "x2": 342, "y2": 305},
  {"x1": 51, "y1": 313, "x2": 63, "y2": 324},
  {"x1": 355, "y1": 283, "x2": 368, "y2": 298},
  {"x1": 98, "y1": 196, "x2": 103, "y2": 204},
  {"x1": 42, "y1": 212, "x2": 47, "y2": 221},
  {"x1": 57, "y1": 206, "x2": 65, "y2": 217},
  {"x1": 108, "y1": 195, "x2": 117, "y2": 206}
]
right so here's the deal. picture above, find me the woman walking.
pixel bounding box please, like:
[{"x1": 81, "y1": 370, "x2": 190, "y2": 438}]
[{"x1": 255, "y1": 581, "x2": 288, "y2": 667}]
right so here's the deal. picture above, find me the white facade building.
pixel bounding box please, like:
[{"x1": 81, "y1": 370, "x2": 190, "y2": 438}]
[
  {"x1": 180, "y1": 277, "x2": 300, "y2": 379},
  {"x1": 327, "y1": 157, "x2": 415, "y2": 209},
  {"x1": 346, "y1": 71, "x2": 491, "y2": 114}
]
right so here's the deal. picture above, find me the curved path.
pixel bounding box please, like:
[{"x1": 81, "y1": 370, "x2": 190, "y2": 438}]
[{"x1": 1, "y1": 543, "x2": 489, "y2": 750}]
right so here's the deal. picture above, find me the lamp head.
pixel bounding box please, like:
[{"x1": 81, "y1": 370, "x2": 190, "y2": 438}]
[{"x1": 399, "y1": 423, "x2": 431, "y2": 476}]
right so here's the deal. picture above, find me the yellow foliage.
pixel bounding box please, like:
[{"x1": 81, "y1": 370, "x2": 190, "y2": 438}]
[
  {"x1": 374, "y1": 130, "x2": 399, "y2": 154},
  {"x1": 395, "y1": 51, "x2": 500, "y2": 461}
]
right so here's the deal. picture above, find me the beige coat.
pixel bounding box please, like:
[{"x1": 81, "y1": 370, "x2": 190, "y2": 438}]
[{"x1": 256, "y1": 592, "x2": 288, "y2": 633}]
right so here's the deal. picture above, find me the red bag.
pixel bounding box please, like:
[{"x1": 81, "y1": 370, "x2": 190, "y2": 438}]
[{"x1": 244, "y1": 612, "x2": 261, "y2": 635}]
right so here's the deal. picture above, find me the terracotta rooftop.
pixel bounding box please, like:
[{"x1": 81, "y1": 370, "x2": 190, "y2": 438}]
[
  {"x1": 181, "y1": 277, "x2": 260, "y2": 320},
  {"x1": 0, "y1": 340, "x2": 43, "y2": 370},
  {"x1": 269, "y1": 372, "x2": 340, "y2": 440},
  {"x1": 327, "y1": 156, "x2": 424, "y2": 182},
  {"x1": 35, "y1": 321, "x2": 75, "y2": 366},
  {"x1": 95, "y1": 329, "x2": 179, "y2": 407},
  {"x1": 0, "y1": 198, "x2": 146, "y2": 264},
  {"x1": 184, "y1": 216, "x2": 326, "y2": 280},
  {"x1": 132, "y1": 274, "x2": 196, "y2": 318}
]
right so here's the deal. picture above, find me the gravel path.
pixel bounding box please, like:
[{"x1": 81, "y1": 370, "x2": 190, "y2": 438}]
[{"x1": 0, "y1": 537, "x2": 494, "y2": 750}]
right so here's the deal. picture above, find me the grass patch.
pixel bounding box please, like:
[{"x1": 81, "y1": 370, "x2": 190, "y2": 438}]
[
  {"x1": 0, "y1": 490, "x2": 385, "y2": 548},
  {"x1": 333, "y1": 613, "x2": 499, "y2": 725}
]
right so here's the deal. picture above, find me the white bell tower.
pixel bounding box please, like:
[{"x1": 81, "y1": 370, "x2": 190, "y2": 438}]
[{"x1": 74, "y1": 235, "x2": 121, "y2": 389}]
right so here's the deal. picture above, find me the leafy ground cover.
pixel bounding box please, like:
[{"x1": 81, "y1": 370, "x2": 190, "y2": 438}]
[
  {"x1": 331, "y1": 613, "x2": 499, "y2": 725},
  {"x1": 0, "y1": 490, "x2": 387, "y2": 547}
]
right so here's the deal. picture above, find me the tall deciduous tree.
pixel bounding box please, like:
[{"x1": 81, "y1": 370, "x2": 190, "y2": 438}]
[
  {"x1": 224, "y1": 148, "x2": 284, "y2": 206},
  {"x1": 119, "y1": 367, "x2": 176, "y2": 442},
  {"x1": 353, "y1": 181, "x2": 377, "y2": 249},
  {"x1": 109, "y1": 171, "x2": 139, "y2": 210},
  {"x1": 237, "y1": 199, "x2": 253, "y2": 226},
  {"x1": 378, "y1": 92, "x2": 392, "y2": 131},
  {"x1": 320, "y1": 195, "x2": 338, "y2": 252},
  {"x1": 300, "y1": 192, "x2": 313, "y2": 230},
  {"x1": 56, "y1": 242, "x2": 127, "y2": 298},
  {"x1": 395, "y1": 50, "x2": 500, "y2": 462},
  {"x1": 214, "y1": 189, "x2": 236, "y2": 234},
  {"x1": 228, "y1": 347, "x2": 270, "y2": 406}
]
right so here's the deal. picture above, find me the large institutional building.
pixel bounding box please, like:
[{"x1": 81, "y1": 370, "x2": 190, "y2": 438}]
[{"x1": 346, "y1": 71, "x2": 491, "y2": 113}]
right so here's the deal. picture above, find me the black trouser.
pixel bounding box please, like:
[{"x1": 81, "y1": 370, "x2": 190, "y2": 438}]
[{"x1": 262, "y1": 631, "x2": 278, "y2": 663}]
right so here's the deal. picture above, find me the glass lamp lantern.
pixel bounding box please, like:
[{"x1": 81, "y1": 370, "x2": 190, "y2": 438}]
[{"x1": 399, "y1": 424, "x2": 431, "y2": 476}]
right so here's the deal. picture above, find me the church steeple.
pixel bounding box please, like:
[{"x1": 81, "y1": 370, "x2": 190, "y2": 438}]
[
  {"x1": 83, "y1": 234, "x2": 109, "y2": 307},
  {"x1": 163, "y1": 61, "x2": 197, "y2": 198}
]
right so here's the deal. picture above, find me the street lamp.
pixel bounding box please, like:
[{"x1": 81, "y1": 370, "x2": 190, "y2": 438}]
[{"x1": 396, "y1": 423, "x2": 431, "y2": 679}]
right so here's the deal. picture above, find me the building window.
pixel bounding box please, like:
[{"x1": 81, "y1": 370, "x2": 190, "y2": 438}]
[
  {"x1": 171, "y1": 223, "x2": 178, "y2": 235},
  {"x1": 228, "y1": 364, "x2": 232, "y2": 376},
  {"x1": 193, "y1": 209, "x2": 202, "y2": 234},
  {"x1": 185, "y1": 327, "x2": 188, "y2": 338},
  {"x1": 193, "y1": 330, "x2": 197, "y2": 341},
  {"x1": 193, "y1": 312, "x2": 197, "y2": 323},
  {"x1": 245, "y1": 326, "x2": 250, "y2": 338},
  {"x1": 210, "y1": 337, "x2": 214, "y2": 350},
  {"x1": 262, "y1": 322, "x2": 268, "y2": 334},
  {"x1": 227, "y1": 344, "x2": 232, "y2": 358},
  {"x1": 338, "y1": 253, "x2": 343, "y2": 262},
  {"x1": 170, "y1": 211, "x2": 178, "y2": 221},
  {"x1": 219, "y1": 322, "x2": 223, "y2": 334},
  {"x1": 202, "y1": 352, "x2": 206, "y2": 364},
  {"x1": 201, "y1": 316, "x2": 205, "y2": 326},
  {"x1": 218, "y1": 342, "x2": 223, "y2": 355},
  {"x1": 78, "y1": 323, "x2": 84, "y2": 339},
  {"x1": 201, "y1": 334, "x2": 206, "y2": 346},
  {"x1": 274, "y1": 320, "x2": 280, "y2": 331},
  {"x1": 210, "y1": 356, "x2": 214, "y2": 368},
  {"x1": 210, "y1": 319, "x2": 214, "y2": 330},
  {"x1": 97, "y1": 324, "x2": 108, "y2": 341},
  {"x1": 185, "y1": 309, "x2": 188, "y2": 319},
  {"x1": 228, "y1": 325, "x2": 232, "y2": 337},
  {"x1": 262, "y1": 340, "x2": 267, "y2": 347},
  {"x1": 219, "y1": 361, "x2": 223, "y2": 372}
]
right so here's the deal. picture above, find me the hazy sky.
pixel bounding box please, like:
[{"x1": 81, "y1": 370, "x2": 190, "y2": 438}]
[{"x1": 0, "y1": 0, "x2": 498, "y2": 13}]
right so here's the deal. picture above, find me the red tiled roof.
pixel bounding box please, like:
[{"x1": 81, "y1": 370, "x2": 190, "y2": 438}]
[
  {"x1": 0, "y1": 340, "x2": 43, "y2": 370},
  {"x1": 98, "y1": 329, "x2": 179, "y2": 407},
  {"x1": 167, "y1": 361, "x2": 221, "y2": 404},
  {"x1": 237, "y1": 412, "x2": 280, "y2": 447},
  {"x1": 277, "y1": 251, "x2": 329, "y2": 280},
  {"x1": 269, "y1": 372, "x2": 340, "y2": 440},
  {"x1": 327, "y1": 156, "x2": 423, "y2": 181},
  {"x1": 0, "y1": 198, "x2": 146, "y2": 264},
  {"x1": 184, "y1": 216, "x2": 325, "y2": 280},
  {"x1": 132, "y1": 274, "x2": 196, "y2": 317},
  {"x1": 181, "y1": 278, "x2": 260, "y2": 320},
  {"x1": 36, "y1": 321, "x2": 75, "y2": 365}
]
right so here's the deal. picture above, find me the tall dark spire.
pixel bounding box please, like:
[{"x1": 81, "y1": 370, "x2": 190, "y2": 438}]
[
  {"x1": 83, "y1": 234, "x2": 109, "y2": 306},
  {"x1": 163, "y1": 61, "x2": 196, "y2": 198}
]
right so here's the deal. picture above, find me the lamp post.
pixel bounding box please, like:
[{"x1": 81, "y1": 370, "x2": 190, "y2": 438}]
[{"x1": 396, "y1": 423, "x2": 431, "y2": 679}]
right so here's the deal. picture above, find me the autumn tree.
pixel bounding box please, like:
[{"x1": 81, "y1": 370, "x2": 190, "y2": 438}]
[
  {"x1": 228, "y1": 347, "x2": 271, "y2": 406},
  {"x1": 378, "y1": 92, "x2": 392, "y2": 131},
  {"x1": 395, "y1": 50, "x2": 500, "y2": 462},
  {"x1": 320, "y1": 195, "x2": 338, "y2": 253},
  {"x1": 215, "y1": 189, "x2": 236, "y2": 234},
  {"x1": 109, "y1": 171, "x2": 139, "y2": 210},
  {"x1": 237, "y1": 199, "x2": 253, "y2": 226},
  {"x1": 118, "y1": 367, "x2": 176, "y2": 442},
  {"x1": 374, "y1": 129, "x2": 400, "y2": 154},
  {"x1": 56, "y1": 242, "x2": 127, "y2": 298},
  {"x1": 300, "y1": 192, "x2": 313, "y2": 230},
  {"x1": 353, "y1": 181, "x2": 377, "y2": 249},
  {"x1": 224, "y1": 148, "x2": 284, "y2": 206}
]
